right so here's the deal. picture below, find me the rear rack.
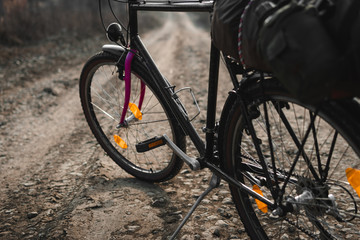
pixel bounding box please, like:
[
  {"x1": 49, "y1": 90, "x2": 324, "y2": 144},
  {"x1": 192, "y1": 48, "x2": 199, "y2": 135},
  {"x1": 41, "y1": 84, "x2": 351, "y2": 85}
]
[{"x1": 129, "y1": 0, "x2": 214, "y2": 12}]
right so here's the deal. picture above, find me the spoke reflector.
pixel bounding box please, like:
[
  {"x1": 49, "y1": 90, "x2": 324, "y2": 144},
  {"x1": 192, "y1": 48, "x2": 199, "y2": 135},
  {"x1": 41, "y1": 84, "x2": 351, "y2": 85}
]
[
  {"x1": 114, "y1": 135, "x2": 127, "y2": 149},
  {"x1": 346, "y1": 168, "x2": 360, "y2": 198},
  {"x1": 253, "y1": 185, "x2": 268, "y2": 213},
  {"x1": 129, "y1": 102, "x2": 142, "y2": 120}
]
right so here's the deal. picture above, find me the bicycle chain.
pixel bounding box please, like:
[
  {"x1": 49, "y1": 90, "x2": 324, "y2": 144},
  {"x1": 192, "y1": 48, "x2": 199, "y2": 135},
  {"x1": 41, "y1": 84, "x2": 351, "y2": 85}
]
[{"x1": 283, "y1": 217, "x2": 320, "y2": 239}]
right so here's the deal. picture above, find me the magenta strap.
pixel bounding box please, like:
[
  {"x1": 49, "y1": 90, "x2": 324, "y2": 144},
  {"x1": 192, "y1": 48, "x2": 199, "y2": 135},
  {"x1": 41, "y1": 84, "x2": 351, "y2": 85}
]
[{"x1": 119, "y1": 49, "x2": 146, "y2": 125}]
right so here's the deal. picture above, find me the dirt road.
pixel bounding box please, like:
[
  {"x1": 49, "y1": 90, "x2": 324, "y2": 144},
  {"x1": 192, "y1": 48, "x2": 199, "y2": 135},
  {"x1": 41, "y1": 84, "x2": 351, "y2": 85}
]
[{"x1": 0, "y1": 13, "x2": 248, "y2": 239}]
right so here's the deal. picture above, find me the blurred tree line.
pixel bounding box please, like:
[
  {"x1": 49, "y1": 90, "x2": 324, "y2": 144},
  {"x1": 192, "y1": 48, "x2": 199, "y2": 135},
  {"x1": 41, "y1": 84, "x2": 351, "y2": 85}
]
[
  {"x1": 0, "y1": 0, "x2": 209, "y2": 46},
  {"x1": 0, "y1": 0, "x2": 123, "y2": 45}
]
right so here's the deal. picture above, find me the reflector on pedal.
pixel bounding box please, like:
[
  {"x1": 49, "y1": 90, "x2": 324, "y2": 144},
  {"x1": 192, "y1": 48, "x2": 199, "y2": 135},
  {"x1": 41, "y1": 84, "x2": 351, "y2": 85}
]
[
  {"x1": 253, "y1": 185, "x2": 268, "y2": 213},
  {"x1": 129, "y1": 102, "x2": 142, "y2": 120},
  {"x1": 136, "y1": 136, "x2": 166, "y2": 153},
  {"x1": 346, "y1": 168, "x2": 360, "y2": 198},
  {"x1": 114, "y1": 134, "x2": 128, "y2": 149}
]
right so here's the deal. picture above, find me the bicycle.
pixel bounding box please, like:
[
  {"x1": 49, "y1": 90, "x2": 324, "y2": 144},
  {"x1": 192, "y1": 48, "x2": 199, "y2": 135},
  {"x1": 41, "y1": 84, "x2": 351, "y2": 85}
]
[{"x1": 79, "y1": 0, "x2": 360, "y2": 239}]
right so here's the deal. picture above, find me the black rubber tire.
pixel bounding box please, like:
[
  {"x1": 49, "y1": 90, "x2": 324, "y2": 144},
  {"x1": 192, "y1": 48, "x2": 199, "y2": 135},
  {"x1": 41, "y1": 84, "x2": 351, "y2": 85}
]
[
  {"x1": 80, "y1": 52, "x2": 185, "y2": 182},
  {"x1": 222, "y1": 78, "x2": 360, "y2": 239}
]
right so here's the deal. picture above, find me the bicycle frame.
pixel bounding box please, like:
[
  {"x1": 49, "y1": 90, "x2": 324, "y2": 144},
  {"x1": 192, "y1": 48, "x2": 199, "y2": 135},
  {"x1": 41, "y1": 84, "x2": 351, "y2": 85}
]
[
  {"x1": 111, "y1": 0, "x2": 277, "y2": 208},
  {"x1": 127, "y1": 0, "x2": 213, "y2": 156},
  {"x1": 81, "y1": 1, "x2": 360, "y2": 238}
]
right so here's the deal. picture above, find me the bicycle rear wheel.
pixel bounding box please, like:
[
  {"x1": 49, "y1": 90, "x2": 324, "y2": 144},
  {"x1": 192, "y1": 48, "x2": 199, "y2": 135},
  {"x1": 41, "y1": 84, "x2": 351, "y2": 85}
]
[
  {"x1": 80, "y1": 51, "x2": 185, "y2": 182},
  {"x1": 222, "y1": 79, "x2": 360, "y2": 239}
]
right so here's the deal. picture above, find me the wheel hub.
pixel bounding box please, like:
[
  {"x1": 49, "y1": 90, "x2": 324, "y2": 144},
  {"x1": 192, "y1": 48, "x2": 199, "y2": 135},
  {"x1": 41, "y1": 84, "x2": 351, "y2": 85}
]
[{"x1": 294, "y1": 178, "x2": 329, "y2": 216}]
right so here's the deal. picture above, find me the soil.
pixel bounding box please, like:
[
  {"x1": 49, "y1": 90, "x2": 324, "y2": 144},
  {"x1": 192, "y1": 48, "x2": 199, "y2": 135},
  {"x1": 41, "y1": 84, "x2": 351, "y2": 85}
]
[{"x1": 0, "y1": 13, "x2": 249, "y2": 240}]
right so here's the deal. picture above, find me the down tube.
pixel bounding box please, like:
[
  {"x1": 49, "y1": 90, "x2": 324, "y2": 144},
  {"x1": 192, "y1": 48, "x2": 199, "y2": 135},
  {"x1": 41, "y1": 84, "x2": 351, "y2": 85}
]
[
  {"x1": 205, "y1": 42, "x2": 220, "y2": 160},
  {"x1": 131, "y1": 35, "x2": 206, "y2": 155}
]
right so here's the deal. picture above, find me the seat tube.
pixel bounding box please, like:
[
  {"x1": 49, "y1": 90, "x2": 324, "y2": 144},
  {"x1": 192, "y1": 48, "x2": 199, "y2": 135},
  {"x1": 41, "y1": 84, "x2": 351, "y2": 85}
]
[{"x1": 205, "y1": 43, "x2": 220, "y2": 159}]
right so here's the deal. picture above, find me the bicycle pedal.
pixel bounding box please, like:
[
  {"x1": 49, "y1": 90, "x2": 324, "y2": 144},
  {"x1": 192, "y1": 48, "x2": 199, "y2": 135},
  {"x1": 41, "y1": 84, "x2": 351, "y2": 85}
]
[{"x1": 135, "y1": 136, "x2": 166, "y2": 153}]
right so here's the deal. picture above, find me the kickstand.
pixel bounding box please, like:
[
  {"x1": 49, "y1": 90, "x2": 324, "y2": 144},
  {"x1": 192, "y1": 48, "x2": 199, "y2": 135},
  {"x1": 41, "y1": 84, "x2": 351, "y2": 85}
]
[{"x1": 169, "y1": 173, "x2": 221, "y2": 240}]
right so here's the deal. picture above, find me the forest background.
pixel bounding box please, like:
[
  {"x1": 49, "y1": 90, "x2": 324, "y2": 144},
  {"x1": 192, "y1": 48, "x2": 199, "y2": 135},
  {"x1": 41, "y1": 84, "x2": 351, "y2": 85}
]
[{"x1": 0, "y1": 0, "x2": 209, "y2": 45}]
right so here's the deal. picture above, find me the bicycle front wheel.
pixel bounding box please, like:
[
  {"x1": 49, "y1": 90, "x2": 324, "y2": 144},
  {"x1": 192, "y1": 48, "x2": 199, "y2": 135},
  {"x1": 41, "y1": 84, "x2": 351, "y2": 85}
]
[
  {"x1": 80, "y1": 52, "x2": 185, "y2": 182},
  {"x1": 222, "y1": 79, "x2": 360, "y2": 239}
]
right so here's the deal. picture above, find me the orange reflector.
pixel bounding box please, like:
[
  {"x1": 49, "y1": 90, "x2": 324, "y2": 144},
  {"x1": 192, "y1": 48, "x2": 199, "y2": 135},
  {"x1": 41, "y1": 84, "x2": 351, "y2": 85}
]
[
  {"x1": 346, "y1": 168, "x2": 360, "y2": 198},
  {"x1": 129, "y1": 102, "x2": 142, "y2": 120},
  {"x1": 253, "y1": 185, "x2": 268, "y2": 213},
  {"x1": 114, "y1": 135, "x2": 127, "y2": 149},
  {"x1": 148, "y1": 139, "x2": 164, "y2": 149}
]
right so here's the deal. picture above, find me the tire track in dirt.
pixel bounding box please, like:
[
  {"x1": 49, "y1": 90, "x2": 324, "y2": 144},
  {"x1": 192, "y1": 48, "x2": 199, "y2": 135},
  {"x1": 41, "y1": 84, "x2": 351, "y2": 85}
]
[{"x1": 0, "y1": 65, "x2": 103, "y2": 239}]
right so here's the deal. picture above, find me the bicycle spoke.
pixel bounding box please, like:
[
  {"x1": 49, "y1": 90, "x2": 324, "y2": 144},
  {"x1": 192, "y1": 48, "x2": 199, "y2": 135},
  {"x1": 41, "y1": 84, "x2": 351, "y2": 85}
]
[
  {"x1": 322, "y1": 130, "x2": 338, "y2": 181},
  {"x1": 263, "y1": 101, "x2": 280, "y2": 197},
  {"x1": 276, "y1": 104, "x2": 321, "y2": 182},
  {"x1": 91, "y1": 102, "x2": 118, "y2": 121},
  {"x1": 310, "y1": 112, "x2": 323, "y2": 179},
  {"x1": 329, "y1": 145, "x2": 350, "y2": 181}
]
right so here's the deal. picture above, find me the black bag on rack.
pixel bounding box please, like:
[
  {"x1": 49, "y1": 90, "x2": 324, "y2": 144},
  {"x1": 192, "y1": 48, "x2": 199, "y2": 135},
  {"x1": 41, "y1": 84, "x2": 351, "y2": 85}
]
[
  {"x1": 211, "y1": 0, "x2": 360, "y2": 103},
  {"x1": 240, "y1": 0, "x2": 274, "y2": 71},
  {"x1": 243, "y1": 0, "x2": 360, "y2": 102},
  {"x1": 326, "y1": 0, "x2": 360, "y2": 99},
  {"x1": 211, "y1": 0, "x2": 249, "y2": 60}
]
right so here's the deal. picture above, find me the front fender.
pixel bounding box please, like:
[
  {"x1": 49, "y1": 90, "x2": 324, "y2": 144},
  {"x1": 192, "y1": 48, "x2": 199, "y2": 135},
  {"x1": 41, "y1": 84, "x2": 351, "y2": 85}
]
[{"x1": 102, "y1": 44, "x2": 126, "y2": 57}]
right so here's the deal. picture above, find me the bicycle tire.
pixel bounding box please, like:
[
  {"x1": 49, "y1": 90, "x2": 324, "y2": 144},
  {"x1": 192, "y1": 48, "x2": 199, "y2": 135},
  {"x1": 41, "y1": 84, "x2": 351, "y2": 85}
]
[
  {"x1": 79, "y1": 51, "x2": 185, "y2": 182},
  {"x1": 222, "y1": 78, "x2": 360, "y2": 239}
]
